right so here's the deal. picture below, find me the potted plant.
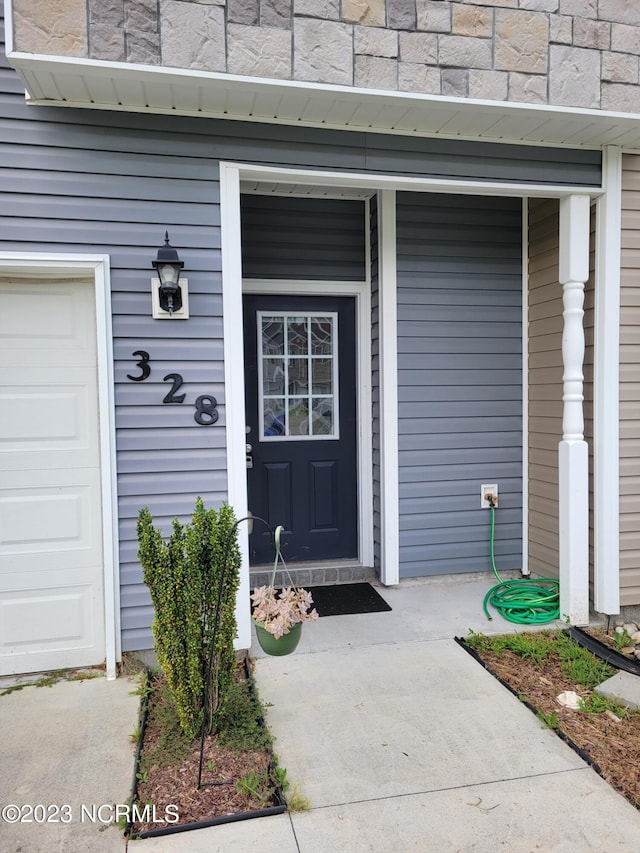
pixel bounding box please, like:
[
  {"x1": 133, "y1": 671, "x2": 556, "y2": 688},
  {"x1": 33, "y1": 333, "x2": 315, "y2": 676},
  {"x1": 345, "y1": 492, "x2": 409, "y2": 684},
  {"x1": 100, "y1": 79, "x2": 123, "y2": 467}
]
[{"x1": 251, "y1": 526, "x2": 318, "y2": 655}]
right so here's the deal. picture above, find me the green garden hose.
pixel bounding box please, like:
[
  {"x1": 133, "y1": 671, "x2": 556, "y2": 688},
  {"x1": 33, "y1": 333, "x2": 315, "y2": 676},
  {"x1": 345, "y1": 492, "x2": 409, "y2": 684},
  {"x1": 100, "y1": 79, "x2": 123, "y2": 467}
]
[{"x1": 483, "y1": 505, "x2": 560, "y2": 625}]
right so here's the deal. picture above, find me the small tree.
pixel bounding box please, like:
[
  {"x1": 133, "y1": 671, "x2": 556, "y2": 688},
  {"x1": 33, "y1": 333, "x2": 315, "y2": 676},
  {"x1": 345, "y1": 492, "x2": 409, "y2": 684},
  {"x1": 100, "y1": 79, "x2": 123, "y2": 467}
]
[{"x1": 137, "y1": 499, "x2": 241, "y2": 740}]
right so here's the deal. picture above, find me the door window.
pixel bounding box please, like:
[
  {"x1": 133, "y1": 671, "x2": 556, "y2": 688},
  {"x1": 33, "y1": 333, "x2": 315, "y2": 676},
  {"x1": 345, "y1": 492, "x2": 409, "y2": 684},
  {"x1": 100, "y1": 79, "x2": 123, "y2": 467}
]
[{"x1": 258, "y1": 312, "x2": 339, "y2": 440}]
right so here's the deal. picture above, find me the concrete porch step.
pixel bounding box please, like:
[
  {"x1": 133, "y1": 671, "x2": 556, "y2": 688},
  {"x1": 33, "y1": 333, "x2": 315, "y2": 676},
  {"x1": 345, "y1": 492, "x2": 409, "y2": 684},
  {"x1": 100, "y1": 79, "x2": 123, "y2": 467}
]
[{"x1": 248, "y1": 560, "x2": 376, "y2": 589}]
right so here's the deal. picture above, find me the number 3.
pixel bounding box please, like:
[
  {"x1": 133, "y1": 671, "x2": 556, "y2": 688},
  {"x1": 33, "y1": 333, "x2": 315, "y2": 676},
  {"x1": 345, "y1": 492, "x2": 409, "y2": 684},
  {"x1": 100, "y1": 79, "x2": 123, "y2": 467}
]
[{"x1": 127, "y1": 350, "x2": 151, "y2": 382}]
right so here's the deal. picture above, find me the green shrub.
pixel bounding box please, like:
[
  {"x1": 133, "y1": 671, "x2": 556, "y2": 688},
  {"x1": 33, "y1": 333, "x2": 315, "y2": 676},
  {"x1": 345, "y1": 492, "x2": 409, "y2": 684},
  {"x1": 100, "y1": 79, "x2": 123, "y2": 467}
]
[{"x1": 137, "y1": 499, "x2": 241, "y2": 740}]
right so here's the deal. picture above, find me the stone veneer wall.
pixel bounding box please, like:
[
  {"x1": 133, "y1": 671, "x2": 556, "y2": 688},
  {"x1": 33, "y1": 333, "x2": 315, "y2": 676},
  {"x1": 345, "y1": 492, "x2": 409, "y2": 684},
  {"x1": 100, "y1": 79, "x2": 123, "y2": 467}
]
[{"x1": 11, "y1": 1, "x2": 640, "y2": 112}]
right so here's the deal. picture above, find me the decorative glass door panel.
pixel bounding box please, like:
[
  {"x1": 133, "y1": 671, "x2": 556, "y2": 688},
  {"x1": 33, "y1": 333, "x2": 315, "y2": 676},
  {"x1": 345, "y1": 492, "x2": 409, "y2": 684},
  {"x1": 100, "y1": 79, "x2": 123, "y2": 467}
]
[{"x1": 258, "y1": 312, "x2": 339, "y2": 440}]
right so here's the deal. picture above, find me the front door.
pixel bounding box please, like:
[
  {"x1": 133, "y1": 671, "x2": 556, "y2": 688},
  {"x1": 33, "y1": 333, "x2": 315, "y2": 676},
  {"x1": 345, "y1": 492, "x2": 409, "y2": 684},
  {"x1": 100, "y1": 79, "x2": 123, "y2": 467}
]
[{"x1": 243, "y1": 294, "x2": 358, "y2": 564}]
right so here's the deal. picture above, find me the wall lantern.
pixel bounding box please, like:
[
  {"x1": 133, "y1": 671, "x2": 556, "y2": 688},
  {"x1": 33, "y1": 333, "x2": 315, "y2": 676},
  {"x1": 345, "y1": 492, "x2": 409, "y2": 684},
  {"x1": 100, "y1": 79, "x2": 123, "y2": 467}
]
[{"x1": 151, "y1": 231, "x2": 189, "y2": 319}]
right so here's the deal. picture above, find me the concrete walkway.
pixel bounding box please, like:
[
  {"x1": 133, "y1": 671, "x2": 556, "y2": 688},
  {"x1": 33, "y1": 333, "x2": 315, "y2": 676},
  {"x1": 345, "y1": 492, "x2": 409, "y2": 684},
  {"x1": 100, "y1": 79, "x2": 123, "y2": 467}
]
[{"x1": 2, "y1": 576, "x2": 640, "y2": 852}]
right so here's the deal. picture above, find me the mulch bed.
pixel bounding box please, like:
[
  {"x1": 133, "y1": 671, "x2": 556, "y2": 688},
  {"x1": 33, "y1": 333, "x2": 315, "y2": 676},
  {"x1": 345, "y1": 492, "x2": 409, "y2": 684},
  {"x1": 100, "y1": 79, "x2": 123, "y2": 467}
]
[
  {"x1": 462, "y1": 634, "x2": 640, "y2": 810},
  {"x1": 129, "y1": 664, "x2": 284, "y2": 838}
]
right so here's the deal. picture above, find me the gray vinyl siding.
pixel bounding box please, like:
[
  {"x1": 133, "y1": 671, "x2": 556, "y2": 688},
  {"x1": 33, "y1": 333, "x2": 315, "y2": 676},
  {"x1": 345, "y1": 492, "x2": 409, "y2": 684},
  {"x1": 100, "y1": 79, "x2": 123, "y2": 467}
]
[
  {"x1": 527, "y1": 199, "x2": 561, "y2": 580},
  {"x1": 396, "y1": 194, "x2": 523, "y2": 578},
  {"x1": 241, "y1": 195, "x2": 366, "y2": 280},
  {"x1": 0, "y1": 7, "x2": 595, "y2": 649}
]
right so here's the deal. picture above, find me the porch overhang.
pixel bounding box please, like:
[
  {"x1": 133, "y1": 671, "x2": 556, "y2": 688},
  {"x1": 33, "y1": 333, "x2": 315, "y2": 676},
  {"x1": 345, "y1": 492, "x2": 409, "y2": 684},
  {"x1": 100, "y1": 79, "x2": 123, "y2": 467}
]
[{"x1": 7, "y1": 51, "x2": 640, "y2": 150}]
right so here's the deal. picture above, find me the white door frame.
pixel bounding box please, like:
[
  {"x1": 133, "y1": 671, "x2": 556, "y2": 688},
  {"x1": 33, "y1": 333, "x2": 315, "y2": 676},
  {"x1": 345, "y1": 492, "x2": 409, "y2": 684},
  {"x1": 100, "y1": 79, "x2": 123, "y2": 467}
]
[
  {"x1": 220, "y1": 161, "x2": 615, "y2": 646},
  {"x1": 242, "y1": 278, "x2": 374, "y2": 570},
  {"x1": 0, "y1": 252, "x2": 119, "y2": 679}
]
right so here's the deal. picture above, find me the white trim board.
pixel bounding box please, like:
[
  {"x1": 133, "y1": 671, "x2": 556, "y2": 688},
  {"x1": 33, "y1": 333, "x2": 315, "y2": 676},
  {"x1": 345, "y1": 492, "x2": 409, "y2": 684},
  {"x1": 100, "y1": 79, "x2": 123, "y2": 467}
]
[
  {"x1": 594, "y1": 147, "x2": 622, "y2": 615},
  {"x1": 521, "y1": 198, "x2": 530, "y2": 577},
  {"x1": 0, "y1": 252, "x2": 119, "y2": 679}
]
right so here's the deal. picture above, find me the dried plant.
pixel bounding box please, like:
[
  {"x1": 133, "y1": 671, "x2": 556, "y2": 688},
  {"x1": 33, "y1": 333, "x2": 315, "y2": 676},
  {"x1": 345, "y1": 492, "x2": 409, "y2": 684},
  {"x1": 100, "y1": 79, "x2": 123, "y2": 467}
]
[{"x1": 251, "y1": 585, "x2": 318, "y2": 639}]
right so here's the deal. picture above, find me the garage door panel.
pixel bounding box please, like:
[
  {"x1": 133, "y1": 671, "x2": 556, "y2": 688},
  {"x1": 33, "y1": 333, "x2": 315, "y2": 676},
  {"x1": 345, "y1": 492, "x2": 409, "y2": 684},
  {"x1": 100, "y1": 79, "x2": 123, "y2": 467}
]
[
  {"x1": 0, "y1": 282, "x2": 96, "y2": 366},
  {"x1": 0, "y1": 581, "x2": 104, "y2": 672},
  {"x1": 0, "y1": 276, "x2": 105, "y2": 675},
  {"x1": 0, "y1": 486, "x2": 100, "y2": 564}
]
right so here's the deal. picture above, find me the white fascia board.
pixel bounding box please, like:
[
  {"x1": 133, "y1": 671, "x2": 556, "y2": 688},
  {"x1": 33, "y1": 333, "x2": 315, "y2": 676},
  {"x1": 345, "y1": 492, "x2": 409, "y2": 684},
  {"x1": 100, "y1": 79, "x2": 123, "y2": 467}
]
[
  {"x1": 594, "y1": 147, "x2": 621, "y2": 615},
  {"x1": 8, "y1": 49, "x2": 640, "y2": 149}
]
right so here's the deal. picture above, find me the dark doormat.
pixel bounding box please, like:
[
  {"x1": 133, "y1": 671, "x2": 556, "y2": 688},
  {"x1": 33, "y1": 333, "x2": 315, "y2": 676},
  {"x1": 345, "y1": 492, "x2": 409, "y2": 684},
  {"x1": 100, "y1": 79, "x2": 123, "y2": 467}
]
[{"x1": 307, "y1": 583, "x2": 392, "y2": 617}]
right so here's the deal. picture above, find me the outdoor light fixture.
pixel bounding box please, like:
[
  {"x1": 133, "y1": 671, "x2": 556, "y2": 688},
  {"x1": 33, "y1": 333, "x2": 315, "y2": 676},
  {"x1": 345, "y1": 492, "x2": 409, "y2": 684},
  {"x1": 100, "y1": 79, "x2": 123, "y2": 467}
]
[{"x1": 151, "y1": 231, "x2": 188, "y2": 319}]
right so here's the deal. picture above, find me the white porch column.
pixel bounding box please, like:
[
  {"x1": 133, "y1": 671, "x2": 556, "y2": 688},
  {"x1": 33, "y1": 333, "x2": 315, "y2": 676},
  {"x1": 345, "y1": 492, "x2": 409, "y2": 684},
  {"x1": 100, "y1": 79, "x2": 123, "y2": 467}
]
[{"x1": 558, "y1": 194, "x2": 591, "y2": 625}]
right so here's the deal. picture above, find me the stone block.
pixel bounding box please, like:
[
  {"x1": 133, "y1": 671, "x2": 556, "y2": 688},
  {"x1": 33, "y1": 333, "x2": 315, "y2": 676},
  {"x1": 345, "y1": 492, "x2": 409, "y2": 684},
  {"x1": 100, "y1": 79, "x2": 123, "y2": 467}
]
[
  {"x1": 598, "y1": 0, "x2": 640, "y2": 26},
  {"x1": 602, "y1": 51, "x2": 639, "y2": 84},
  {"x1": 611, "y1": 23, "x2": 640, "y2": 54},
  {"x1": 125, "y1": 29, "x2": 161, "y2": 63},
  {"x1": 354, "y1": 26, "x2": 398, "y2": 57},
  {"x1": 398, "y1": 61, "x2": 440, "y2": 93},
  {"x1": 439, "y1": 35, "x2": 492, "y2": 70},
  {"x1": 354, "y1": 55, "x2": 398, "y2": 89},
  {"x1": 387, "y1": 0, "x2": 416, "y2": 31},
  {"x1": 495, "y1": 9, "x2": 548, "y2": 74},
  {"x1": 469, "y1": 69, "x2": 508, "y2": 101},
  {"x1": 520, "y1": 0, "x2": 557, "y2": 10},
  {"x1": 160, "y1": 0, "x2": 226, "y2": 71},
  {"x1": 261, "y1": 0, "x2": 292, "y2": 29},
  {"x1": 228, "y1": 23, "x2": 292, "y2": 78},
  {"x1": 508, "y1": 71, "x2": 548, "y2": 104},
  {"x1": 399, "y1": 31, "x2": 437, "y2": 64},
  {"x1": 341, "y1": 0, "x2": 384, "y2": 26},
  {"x1": 549, "y1": 45, "x2": 600, "y2": 108},
  {"x1": 13, "y1": 0, "x2": 88, "y2": 56},
  {"x1": 549, "y1": 15, "x2": 572, "y2": 45},
  {"x1": 293, "y1": 19, "x2": 353, "y2": 85},
  {"x1": 573, "y1": 18, "x2": 610, "y2": 50},
  {"x1": 295, "y1": 0, "x2": 340, "y2": 20},
  {"x1": 559, "y1": 0, "x2": 596, "y2": 15},
  {"x1": 464, "y1": 0, "x2": 516, "y2": 6},
  {"x1": 441, "y1": 68, "x2": 468, "y2": 97},
  {"x1": 90, "y1": 24, "x2": 126, "y2": 61},
  {"x1": 452, "y1": 5, "x2": 492, "y2": 38},
  {"x1": 416, "y1": 0, "x2": 450, "y2": 34},
  {"x1": 595, "y1": 670, "x2": 640, "y2": 710},
  {"x1": 228, "y1": 0, "x2": 259, "y2": 25},
  {"x1": 602, "y1": 82, "x2": 640, "y2": 113},
  {"x1": 89, "y1": 0, "x2": 124, "y2": 26},
  {"x1": 125, "y1": 0, "x2": 159, "y2": 32}
]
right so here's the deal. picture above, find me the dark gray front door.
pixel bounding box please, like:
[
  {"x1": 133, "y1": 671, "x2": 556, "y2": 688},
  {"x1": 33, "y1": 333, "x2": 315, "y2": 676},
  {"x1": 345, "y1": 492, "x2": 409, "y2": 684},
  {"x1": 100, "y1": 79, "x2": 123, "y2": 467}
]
[{"x1": 243, "y1": 294, "x2": 358, "y2": 564}]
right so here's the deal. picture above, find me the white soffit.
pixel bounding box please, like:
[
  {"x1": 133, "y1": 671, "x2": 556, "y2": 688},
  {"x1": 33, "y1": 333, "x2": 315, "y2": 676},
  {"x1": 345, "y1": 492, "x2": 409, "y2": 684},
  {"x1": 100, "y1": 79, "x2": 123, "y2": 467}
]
[{"x1": 8, "y1": 52, "x2": 640, "y2": 149}]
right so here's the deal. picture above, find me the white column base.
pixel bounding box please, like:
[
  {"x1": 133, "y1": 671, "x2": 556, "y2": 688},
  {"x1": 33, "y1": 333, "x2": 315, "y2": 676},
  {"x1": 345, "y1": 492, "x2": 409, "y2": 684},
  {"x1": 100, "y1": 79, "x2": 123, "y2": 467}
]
[{"x1": 559, "y1": 439, "x2": 590, "y2": 625}]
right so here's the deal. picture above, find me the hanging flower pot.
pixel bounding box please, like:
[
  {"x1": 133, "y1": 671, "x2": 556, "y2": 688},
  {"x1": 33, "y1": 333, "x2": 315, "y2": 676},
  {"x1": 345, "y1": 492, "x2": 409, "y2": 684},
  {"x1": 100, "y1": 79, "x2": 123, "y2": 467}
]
[
  {"x1": 254, "y1": 620, "x2": 303, "y2": 656},
  {"x1": 250, "y1": 526, "x2": 318, "y2": 657}
]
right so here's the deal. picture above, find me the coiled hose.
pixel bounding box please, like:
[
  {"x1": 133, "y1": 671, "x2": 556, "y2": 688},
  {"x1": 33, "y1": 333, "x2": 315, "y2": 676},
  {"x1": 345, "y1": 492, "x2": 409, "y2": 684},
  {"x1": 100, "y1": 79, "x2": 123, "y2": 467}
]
[{"x1": 483, "y1": 505, "x2": 560, "y2": 625}]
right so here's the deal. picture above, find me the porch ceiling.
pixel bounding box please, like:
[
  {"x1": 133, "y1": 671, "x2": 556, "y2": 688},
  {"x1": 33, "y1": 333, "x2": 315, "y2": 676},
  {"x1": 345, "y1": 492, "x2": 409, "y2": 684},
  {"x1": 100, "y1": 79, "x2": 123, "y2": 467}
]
[{"x1": 9, "y1": 53, "x2": 640, "y2": 150}]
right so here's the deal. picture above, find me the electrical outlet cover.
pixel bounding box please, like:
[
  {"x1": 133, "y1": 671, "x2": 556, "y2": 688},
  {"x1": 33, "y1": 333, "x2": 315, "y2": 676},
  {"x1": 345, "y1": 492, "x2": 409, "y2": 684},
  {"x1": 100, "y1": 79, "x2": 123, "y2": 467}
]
[{"x1": 481, "y1": 483, "x2": 498, "y2": 509}]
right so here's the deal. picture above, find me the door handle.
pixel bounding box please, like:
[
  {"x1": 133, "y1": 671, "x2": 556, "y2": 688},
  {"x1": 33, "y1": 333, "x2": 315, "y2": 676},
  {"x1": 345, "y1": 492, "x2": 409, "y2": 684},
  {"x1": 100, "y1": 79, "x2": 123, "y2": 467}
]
[{"x1": 246, "y1": 442, "x2": 253, "y2": 469}]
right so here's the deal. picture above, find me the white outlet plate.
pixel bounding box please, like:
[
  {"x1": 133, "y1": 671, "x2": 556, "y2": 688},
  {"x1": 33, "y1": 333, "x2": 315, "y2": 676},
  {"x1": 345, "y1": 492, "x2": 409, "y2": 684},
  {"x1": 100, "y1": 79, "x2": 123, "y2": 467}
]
[{"x1": 481, "y1": 483, "x2": 498, "y2": 509}]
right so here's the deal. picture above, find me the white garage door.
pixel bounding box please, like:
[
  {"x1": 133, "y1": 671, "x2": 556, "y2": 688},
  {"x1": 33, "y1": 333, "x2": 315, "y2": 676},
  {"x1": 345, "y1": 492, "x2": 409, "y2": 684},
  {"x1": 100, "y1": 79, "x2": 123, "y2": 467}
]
[{"x1": 0, "y1": 276, "x2": 105, "y2": 675}]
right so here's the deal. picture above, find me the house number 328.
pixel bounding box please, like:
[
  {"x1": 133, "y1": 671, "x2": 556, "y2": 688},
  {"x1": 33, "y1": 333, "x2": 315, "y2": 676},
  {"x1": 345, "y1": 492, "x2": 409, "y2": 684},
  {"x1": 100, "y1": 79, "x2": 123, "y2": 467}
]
[{"x1": 127, "y1": 350, "x2": 218, "y2": 426}]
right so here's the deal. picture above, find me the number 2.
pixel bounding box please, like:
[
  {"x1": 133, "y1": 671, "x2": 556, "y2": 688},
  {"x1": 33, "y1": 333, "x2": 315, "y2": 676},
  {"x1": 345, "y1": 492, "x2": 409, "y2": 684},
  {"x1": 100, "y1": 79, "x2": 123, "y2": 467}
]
[{"x1": 163, "y1": 373, "x2": 186, "y2": 404}]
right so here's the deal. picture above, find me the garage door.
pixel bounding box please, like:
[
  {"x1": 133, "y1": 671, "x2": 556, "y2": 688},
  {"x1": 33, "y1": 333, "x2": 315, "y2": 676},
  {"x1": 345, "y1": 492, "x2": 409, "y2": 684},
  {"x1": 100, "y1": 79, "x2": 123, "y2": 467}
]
[{"x1": 0, "y1": 276, "x2": 105, "y2": 675}]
